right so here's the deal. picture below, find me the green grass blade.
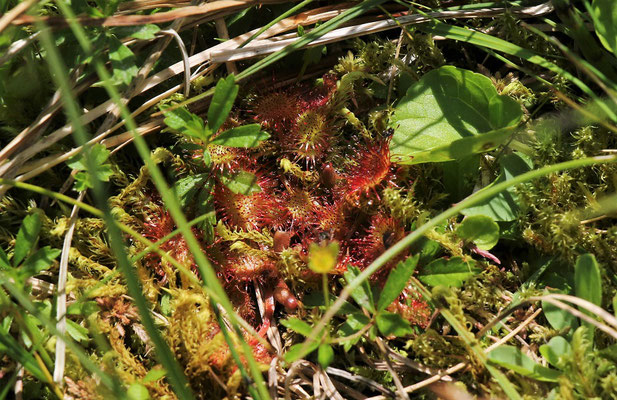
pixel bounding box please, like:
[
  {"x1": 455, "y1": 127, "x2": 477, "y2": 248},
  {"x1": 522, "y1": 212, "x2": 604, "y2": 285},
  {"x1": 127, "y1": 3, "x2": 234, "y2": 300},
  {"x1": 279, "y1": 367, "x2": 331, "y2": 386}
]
[
  {"x1": 0, "y1": 280, "x2": 124, "y2": 395},
  {"x1": 239, "y1": 0, "x2": 315, "y2": 48},
  {"x1": 34, "y1": 8, "x2": 195, "y2": 397},
  {"x1": 48, "y1": 0, "x2": 273, "y2": 396}
]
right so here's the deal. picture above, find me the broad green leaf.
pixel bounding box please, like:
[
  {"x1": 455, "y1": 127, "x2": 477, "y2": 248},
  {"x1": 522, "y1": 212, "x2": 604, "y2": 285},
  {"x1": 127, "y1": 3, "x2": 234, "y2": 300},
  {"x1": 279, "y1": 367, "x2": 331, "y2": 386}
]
[
  {"x1": 390, "y1": 66, "x2": 522, "y2": 164},
  {"x1": 13, "y1": 213, "x2": 42, "y2": 266},
  {"x1": 318, "y1": 343, "x2": 334, "y2": 368},
  {"x1": 377, "y1": 255, "x2": 419, "y2": 311},
  {"x1": 591, "y1": 0, "x2": 617, "y2": 53},
  {"x1": 375, "y1": 312, "x2": 413, "y2": 337},
  {"x1": 163, "y1": 107, "x2": 208, "y2": 141},
  {"x1": 127, "y1": 383, "x2": 151, "y2": 400},
  {"x1": 462, "y1": 152, "x2": 532, "y2": 221},
  {"x1": 418, "y1": 257, "x2": 480, "y2": 288},
  {"x1": 106, "y1": 35, "x2": 138, "y2": 87},
  {"x1": 284, "y1": 341, "x2": 320, "y2": 363},
  {"x1": 441, "y1": 155, "x2": 480, "y2": 201},
  {"x1": 218, "y1": 170, "x2": 262, "y2": 195},
  {"x1": 210, "y1": 124, "x2": 270, "y2": 148},
  {"x1": 208, "y1": 75, "x2": 238, "y2": 133},
  {"x1": 393, "y1": 127, "x2": 516, "y2": 165},
  {"x1": 280, "y1": 318, "x2": 313, "y2": 337},
  {"x1": 456, "y1": 215, "x2": 500, "y2": 250},
  {"x1": 575, "y1": 253, "x2": 602, "y2": 338},
  {"x1": 344, "y1": 265, "x2": 375, "y2": 313},
  {"x1": 539, "y1": 336, "x2": 571, "y2": 367},
  {"x1": 20, "y1": 247, "x2": 61, "y2": 280},
  {"x1": 543, "y1": 296, "x2": 578, "y2": 331},
  {"x1": 489, "y1": 346, "x2": 561, "y2": 382},
  {"x1": 143, "y1": 368, "x2": 167, "y2": 383}
]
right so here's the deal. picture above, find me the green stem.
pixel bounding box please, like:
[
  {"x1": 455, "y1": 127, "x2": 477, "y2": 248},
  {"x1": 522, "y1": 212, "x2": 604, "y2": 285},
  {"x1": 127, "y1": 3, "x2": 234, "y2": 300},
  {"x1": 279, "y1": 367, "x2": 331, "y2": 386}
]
[{"x1": 322, "y1": 274, "x2": 330, "y2": 308}]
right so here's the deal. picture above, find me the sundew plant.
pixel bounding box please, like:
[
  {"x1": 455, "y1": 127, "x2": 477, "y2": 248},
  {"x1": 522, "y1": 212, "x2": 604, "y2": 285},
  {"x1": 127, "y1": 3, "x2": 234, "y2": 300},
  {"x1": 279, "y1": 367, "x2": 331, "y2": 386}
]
[{"x1": 1, "y1": 0, "x2": 617, "y2": 399}]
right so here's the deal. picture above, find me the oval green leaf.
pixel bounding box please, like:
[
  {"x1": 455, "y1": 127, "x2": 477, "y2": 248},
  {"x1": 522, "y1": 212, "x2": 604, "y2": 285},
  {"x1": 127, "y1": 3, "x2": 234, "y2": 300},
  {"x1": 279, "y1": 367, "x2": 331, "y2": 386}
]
[
  {"x1": 539, "y1": 336, "x2": 571, "y2": 367},
  {"x1": 456, "y1": 215, "x2": 500, "y2": 250},
  {"x1": 318, "y1": 343, "x2": 334, "y2": 368},
  {"x1": 390, "y1": 66, "x2": 522, "y2": 164},
  {"x1": 575, "y1": 253, "x2": 602, "y2": 338}
]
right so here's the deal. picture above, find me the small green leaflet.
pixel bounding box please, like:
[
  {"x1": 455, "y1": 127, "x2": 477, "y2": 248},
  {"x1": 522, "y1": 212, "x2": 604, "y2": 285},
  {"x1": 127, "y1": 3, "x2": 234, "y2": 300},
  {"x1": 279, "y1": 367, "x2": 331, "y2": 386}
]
[
  {"x1": 210, "y1": 124, "x2": 270, "y2": 147},
  {"x1": 20, "y1": 247, "x2": 61, "y2": 281},
  {"x1": 539, "y1": 336, "x2": 571, "y2": 368},
  {"x1": 208, "y1": 75, "x2": 239, "y2": 133},
  {"x1": 377, "y1": 255, "x2": 418, "y2": 311},
  {"x1": 280, "y1": 318, "x2": 313, "y2": 337},
  {"x1": 376, "y1": 312, "x2": 413, "y2": 337},
  {"x1": 114, "y1": 24, "x2": 160, "y2": 40},
  {"x1": 219, "y1": 170, "x2": 262, "y2": 195},
  {"x1": 66, "y1": 144, "x2": 114, "y2": 191},
  {"x1": 13, "y1": 214, "x2": 42, "y2": 267},
  {"x1": 284, "y1": 341, "x2": 319, "y2": 363},
  {"x1": 163, "y1": 107, "x2": 209, "y2": 141},
  {"x1": 418, "y1": 257, "x2": 480, "y2": 288},
  {"x1": 318, "y1": 343, "x2": 334, "y2": 368},
  {"x1": 105, "y1": 35, "x2": 138, "y2": 87},
  {"x1": 173, "y1": 173, "x2": 212, "y2": 208},
  {"x1": 344, "y1": 265, "x2": 375, "y2": 313}
]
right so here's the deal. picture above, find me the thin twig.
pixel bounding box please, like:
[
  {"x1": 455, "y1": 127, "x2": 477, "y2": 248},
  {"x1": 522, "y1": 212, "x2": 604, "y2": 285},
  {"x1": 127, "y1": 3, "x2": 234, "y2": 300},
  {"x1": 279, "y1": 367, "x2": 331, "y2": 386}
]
[
  {"x1": 160, "y1": 29, "x2": 192, "y2": 97},
  {"x1": 209, "y1": 2, "x2": 554, "y2": 62},
  {"x1": 325, "y1": 366, "x2": 395, "y2": 397},
  {"x1": 7, "y1": 0, "x2": 288, "y2": 27},
  {"x1": 365, "y1": 308, "x2": 542, "y2": 400},
  {"x1": 531, "y1": 296, "x2": 617, "y2": 340},
  {"x1": 214, "y1": 18, "x2": 238, "y2": 74},
  {"x1": 375, "y1": 337, "x2": 410, "y2": 400},
  {"x1": 0, "y1": 30, "x2": 40, "y2": 66},
  {"x1": 0, "y1": 0, "x2": 35, "y2": 33}
]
